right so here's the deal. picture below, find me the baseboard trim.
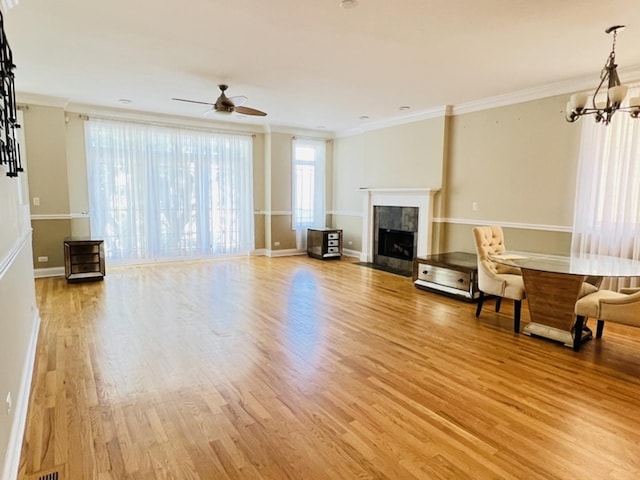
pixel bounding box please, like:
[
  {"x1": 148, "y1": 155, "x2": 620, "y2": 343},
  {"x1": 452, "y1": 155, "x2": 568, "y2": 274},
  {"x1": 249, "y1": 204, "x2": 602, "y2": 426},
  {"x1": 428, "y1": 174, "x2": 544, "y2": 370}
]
[
  {"x1": 342, "y1": 248, "x2": 361, "y2": 258},
  {"x1": 266, "y1": 249, "x2": 306, "y2": 258},
  {"x1": 2, "y1": 308, "x2": 41, "y2": 480},
  {"x1": 34, "y1": 267, "x2": 65, "y2": 278}
]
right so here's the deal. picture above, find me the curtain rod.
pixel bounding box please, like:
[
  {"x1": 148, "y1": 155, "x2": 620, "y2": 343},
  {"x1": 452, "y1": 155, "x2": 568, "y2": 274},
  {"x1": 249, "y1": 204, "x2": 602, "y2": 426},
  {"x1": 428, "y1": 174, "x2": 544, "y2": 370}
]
[{"x1": 83, "y1": 113, "x2": 258, "y2": 138}]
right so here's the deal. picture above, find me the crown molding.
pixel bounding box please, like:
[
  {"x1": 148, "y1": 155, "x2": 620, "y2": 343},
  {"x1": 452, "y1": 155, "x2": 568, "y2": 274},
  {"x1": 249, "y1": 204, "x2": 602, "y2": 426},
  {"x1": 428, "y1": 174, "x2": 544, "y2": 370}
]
[
  {"x1": 335, "y1": 105, "x2": 451, "y2": 138},
  {"x1": 453, "y1": 65, "x2": 640, "y2": 116},
  {"x1": 16, "y1": 92, "x2": 69, "y2": 108},
  {"x1": 19, "y1": 64, "x2": 640, "y2": 140},
  {"x1": 265, "y1": 124, "x2": 333, "y2": 138}
]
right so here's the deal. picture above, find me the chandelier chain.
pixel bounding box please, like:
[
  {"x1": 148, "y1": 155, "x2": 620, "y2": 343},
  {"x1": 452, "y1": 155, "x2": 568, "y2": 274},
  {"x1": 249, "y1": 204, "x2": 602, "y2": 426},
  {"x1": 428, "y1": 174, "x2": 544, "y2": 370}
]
[{"x1": 603, "y1": 29, "x2": 618, "y2": 79}]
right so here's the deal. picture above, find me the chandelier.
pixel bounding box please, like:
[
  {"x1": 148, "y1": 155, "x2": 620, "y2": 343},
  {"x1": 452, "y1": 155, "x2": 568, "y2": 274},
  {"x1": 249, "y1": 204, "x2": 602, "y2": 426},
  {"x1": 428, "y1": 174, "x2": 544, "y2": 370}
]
[{"x1": 566, "y1": 25, "x2": 640, "y2": 125}]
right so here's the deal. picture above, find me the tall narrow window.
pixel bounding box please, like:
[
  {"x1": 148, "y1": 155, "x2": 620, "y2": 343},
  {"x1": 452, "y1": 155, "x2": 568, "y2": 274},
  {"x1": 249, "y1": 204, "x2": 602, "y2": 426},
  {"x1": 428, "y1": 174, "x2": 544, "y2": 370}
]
[
  {"x1": 292, "y1": 138, "x2": 326, "y2": 249},
  {"x1": 85, "y1": 119, "x2": 254, "y2": 264}
]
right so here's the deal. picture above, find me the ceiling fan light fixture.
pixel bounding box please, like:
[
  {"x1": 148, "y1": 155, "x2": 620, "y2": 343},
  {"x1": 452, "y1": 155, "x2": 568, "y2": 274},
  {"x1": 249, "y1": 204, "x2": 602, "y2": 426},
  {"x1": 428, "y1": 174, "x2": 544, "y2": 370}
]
[{"x1": 566, "y1": 25, "x2": 640, "y2": 125}]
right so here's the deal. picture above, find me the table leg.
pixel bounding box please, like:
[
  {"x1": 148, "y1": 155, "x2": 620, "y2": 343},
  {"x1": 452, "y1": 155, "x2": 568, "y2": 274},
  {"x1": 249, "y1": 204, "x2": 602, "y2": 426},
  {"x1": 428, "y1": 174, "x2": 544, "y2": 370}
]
[{"x1": 521, "y1": 269, "x2": 590, "y2": 347}]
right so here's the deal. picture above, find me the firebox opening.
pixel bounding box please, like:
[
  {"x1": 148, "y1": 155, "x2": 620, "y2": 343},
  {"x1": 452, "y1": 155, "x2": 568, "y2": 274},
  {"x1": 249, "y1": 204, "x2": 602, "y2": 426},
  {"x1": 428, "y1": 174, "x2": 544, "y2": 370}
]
[{"x1": 377, "y1": 228, "x2": 415, "y2": 261}]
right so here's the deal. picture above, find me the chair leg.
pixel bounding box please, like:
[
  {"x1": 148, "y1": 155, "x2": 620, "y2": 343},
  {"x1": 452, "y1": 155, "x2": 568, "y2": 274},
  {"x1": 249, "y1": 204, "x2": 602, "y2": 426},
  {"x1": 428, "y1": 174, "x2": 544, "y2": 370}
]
[
  {"x1": 513, "y1": 300, "x2": 521, "y2": 333},
  {"x1": 495, "y1": 297, "x2": 502, "y2": 312},
  {"x1": 596, "y1": 320, "x2": 605, "y2": 338},
  {"x1": 573, "y1": 315, "x2": 585, "y2": 352},
  {"x1": 475, "y1": 291, "x2": 484, "y2": 318}
]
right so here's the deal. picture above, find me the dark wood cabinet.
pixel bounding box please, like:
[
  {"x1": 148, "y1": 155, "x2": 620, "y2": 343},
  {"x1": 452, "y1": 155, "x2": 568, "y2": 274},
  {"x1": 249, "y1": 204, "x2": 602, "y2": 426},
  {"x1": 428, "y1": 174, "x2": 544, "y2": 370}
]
[
  {"x1": 64, "y1": 238, "x2": 105, "y2": 282},
  {"x1": 307, "y1": 228, "x2": 342, "y2": 260}
]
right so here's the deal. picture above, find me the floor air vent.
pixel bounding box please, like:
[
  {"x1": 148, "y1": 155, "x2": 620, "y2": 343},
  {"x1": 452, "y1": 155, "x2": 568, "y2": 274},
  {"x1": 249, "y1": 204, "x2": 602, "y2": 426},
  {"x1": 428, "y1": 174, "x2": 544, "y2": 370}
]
[
  {"x1": 28, "y1": 467, "x2": 63, "y2": 480},
  {"x1": 39, "y1": 473, "x2": 59, "y2": 480}
]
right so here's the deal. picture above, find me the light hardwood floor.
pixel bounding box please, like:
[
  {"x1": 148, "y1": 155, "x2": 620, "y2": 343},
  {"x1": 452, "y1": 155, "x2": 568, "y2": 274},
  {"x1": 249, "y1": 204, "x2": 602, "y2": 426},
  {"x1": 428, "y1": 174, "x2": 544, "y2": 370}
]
[{"x1": 18, "y1": 256, "x2": 640, "y2": 479}]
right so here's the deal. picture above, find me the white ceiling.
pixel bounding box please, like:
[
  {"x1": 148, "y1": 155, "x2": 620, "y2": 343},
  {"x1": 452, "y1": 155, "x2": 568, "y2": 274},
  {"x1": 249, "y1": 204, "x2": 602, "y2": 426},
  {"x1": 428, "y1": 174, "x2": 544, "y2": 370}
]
[{"x1": 5, "y1": 0, "x2": 640, "y2": 135}]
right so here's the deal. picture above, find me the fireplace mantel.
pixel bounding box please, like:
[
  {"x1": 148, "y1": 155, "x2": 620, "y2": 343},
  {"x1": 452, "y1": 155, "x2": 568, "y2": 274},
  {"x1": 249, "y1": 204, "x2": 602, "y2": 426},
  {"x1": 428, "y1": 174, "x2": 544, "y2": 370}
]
[{"x1": 360, "y1": 187, "x2": 440, "y2": 263}]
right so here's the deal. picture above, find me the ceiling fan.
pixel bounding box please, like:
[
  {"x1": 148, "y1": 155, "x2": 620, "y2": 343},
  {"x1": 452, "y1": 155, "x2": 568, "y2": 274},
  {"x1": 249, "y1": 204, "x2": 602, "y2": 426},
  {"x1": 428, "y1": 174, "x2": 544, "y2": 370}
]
[{"x1": 172, "y1": 84, "x2": 267, "y2": 117}]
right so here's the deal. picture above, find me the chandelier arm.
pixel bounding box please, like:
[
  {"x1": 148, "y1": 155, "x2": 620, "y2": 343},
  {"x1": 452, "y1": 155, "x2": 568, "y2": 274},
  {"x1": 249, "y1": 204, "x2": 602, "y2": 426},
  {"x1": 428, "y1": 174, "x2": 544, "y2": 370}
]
[{"x1": 591, "y1": 71, "x2": 609, "y2": 110}]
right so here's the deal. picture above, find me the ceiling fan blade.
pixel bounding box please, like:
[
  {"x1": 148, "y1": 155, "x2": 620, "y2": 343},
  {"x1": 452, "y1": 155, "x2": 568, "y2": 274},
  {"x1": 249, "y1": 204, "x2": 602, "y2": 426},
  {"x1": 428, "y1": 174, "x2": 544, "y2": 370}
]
[
  {"x1": 172, "y1": 97, "x2": 215, "y2": 106},
  {"x1": 229, "y1": 95, "x2": 248, "y2": 107},
  {"x1": 235, "y1": 106, "x2": 267, "y2": 116}
]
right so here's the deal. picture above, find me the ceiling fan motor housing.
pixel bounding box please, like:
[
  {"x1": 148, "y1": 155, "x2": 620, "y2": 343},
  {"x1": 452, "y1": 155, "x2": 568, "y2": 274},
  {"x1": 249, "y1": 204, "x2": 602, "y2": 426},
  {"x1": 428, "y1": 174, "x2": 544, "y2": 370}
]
[{"x1": 214, "y1": 91, "x2": 235, "y2": 113}]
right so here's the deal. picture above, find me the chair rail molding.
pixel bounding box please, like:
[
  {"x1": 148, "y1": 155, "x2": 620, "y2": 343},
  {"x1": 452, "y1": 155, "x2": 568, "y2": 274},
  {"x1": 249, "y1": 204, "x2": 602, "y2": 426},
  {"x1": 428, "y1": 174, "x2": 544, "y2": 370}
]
[{"x1": 436, "y1": 217, "x2": 572, "y2": 233}]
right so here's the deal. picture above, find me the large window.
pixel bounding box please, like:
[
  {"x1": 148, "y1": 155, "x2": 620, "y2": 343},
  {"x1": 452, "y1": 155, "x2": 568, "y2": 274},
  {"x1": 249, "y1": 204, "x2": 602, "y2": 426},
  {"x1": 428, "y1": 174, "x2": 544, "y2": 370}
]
[
  {"x1": 85, "y1": 119, "x2": 254, "y2": 264},
  {"x1": 572, "y1": 88, "x2": 640, "y2": 287},
  {"x1": 292, "y1": 138, "x2": 326, "y2": 249}
]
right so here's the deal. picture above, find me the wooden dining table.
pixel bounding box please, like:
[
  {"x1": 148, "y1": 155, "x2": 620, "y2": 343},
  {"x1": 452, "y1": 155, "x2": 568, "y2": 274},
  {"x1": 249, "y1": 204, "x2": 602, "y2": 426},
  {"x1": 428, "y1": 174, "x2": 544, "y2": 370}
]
[{"x1": 491, "y1": 252, "x2": 640, "y2": 347}]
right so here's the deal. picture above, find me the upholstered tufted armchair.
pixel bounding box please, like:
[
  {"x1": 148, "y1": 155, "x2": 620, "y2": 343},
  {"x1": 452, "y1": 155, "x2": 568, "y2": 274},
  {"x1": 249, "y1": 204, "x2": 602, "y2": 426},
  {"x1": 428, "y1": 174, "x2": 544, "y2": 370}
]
[
  {"x1": 472, "y1": 226, "x2": 526, "y2": 333},
  {"x1": 573, "y1": 287, "x2": 640, "y2": 351}
]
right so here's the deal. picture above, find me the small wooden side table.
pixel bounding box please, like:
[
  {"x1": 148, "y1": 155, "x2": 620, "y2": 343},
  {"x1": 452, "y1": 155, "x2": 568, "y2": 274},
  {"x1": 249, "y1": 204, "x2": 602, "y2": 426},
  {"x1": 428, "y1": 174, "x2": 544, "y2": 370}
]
[
  {"x1": 307, "y1": 228, "x2": 342, "y2": 260},
  {"x1": 63, "y1": 237, "x2": 106, "y2": 283}
]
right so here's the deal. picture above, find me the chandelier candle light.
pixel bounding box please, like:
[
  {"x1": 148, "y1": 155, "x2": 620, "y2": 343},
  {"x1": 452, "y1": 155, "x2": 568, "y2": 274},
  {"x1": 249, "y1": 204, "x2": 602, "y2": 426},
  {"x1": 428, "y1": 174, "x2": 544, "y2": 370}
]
[{"x1": 566, "y1": 25, "x2": 640, "y2": 125}]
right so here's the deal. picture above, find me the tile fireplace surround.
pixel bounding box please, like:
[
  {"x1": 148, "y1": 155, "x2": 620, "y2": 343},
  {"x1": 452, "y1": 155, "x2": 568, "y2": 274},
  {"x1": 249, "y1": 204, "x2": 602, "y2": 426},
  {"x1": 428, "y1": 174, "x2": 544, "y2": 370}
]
[{"x1": 360, "y1": 188, "x2": 439, "y2": 264}]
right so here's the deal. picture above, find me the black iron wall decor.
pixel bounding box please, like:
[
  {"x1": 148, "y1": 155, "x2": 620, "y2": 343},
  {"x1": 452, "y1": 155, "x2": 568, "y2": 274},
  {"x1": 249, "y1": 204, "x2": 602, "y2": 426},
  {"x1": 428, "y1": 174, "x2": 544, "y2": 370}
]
[{"x1": 0, "y1": 10, "x2": 21, "y2": 177}]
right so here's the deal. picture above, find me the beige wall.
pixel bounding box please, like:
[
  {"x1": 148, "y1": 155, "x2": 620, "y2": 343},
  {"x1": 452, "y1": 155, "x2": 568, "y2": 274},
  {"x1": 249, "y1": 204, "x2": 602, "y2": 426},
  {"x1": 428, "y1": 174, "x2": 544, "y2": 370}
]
[
  {"x1": 438, "y1": 94, "x2": 581, "y2": 254},
  {"x1": 441, "y1": 223, "x2": 572, "y2": 256},
  {"x1": 266, "y1": 132, "x2": 295, "y2": 251},
  {"x1": 362, "y1": 116, "x2": 446, "y2": 189},
  {"x1": 332, "y1": 95, "x2": 583, "y2": 257},
  {"x1": 23, "y1": 106, "x2": 70, "y2": 215},
  {"x1": 22, "y1": 106, "x2": 73, "y2": 268},
  {"x1": 333, "y1": 134, "x2": 364, "y2": 214},
  {"x1": 445, "y1": 95, "x2": 581, "y2": 227}
]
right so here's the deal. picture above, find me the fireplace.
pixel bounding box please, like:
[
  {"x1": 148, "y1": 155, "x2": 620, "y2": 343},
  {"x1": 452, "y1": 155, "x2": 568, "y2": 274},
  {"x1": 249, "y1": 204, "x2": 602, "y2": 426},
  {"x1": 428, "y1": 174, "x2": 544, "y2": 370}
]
[
  {"x1": 373, "y1": 205, "x2": 418, "y2": 274},
  {"x1": 360, "y1": 188, "x2": 439, "y2": 269},
  {"x1": 378, "y1": 229, "x2": 415, "y2": 261}
]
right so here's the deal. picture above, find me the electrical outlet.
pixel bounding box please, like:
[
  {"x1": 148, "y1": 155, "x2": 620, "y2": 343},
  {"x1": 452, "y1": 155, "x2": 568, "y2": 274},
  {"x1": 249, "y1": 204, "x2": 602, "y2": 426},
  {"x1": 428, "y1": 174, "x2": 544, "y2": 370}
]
[
  {"x1": 32, "y1": 197, "x2": 40, "y2": 206},
  {"x1": 472, "y1": 201, "x2": 478, "y2": 211},
  {"x1": 6, "y1": 392, "x2": 11, "y2": 415},
  {"x1": 38, "y1": 256, "x2": 48, "y2": 262},
  {"x1": 348, "y1": 241, "x2": 353, "y2": 245},
  {"x1": 274, "y1": 241, "x2": 280, "y2": 247}
]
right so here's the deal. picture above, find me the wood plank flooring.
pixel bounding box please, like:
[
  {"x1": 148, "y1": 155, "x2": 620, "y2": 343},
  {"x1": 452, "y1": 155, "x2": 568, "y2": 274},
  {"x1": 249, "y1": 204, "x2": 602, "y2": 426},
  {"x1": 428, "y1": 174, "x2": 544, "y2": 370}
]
[{"x1": 18, "y1": 255, "x2": 640, "y2": 479}]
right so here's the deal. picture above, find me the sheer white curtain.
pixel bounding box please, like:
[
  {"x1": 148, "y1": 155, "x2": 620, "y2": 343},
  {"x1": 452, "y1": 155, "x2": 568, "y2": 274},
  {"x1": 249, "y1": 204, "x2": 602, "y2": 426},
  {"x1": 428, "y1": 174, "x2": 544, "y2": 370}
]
[
  {"x1": 85, "y1": 118, "x2": 254, "y2": 264},
  {"x1": 292, "y1": 138, "x2": 326, "y2": 250},
  {"x1": 571, "y1": 88, "x2": 640, "y2": 288}
]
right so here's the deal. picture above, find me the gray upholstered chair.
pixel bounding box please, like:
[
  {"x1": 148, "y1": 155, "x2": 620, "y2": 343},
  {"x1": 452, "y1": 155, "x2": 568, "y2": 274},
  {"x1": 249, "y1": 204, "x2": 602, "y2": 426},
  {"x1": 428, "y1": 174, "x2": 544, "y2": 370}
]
[
  {"x1": 573, "y1": 287, "x2": 640, "y2": 351},
  {"x1": 472, "y1": 226, "x2": 526, "y2": 333}
]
